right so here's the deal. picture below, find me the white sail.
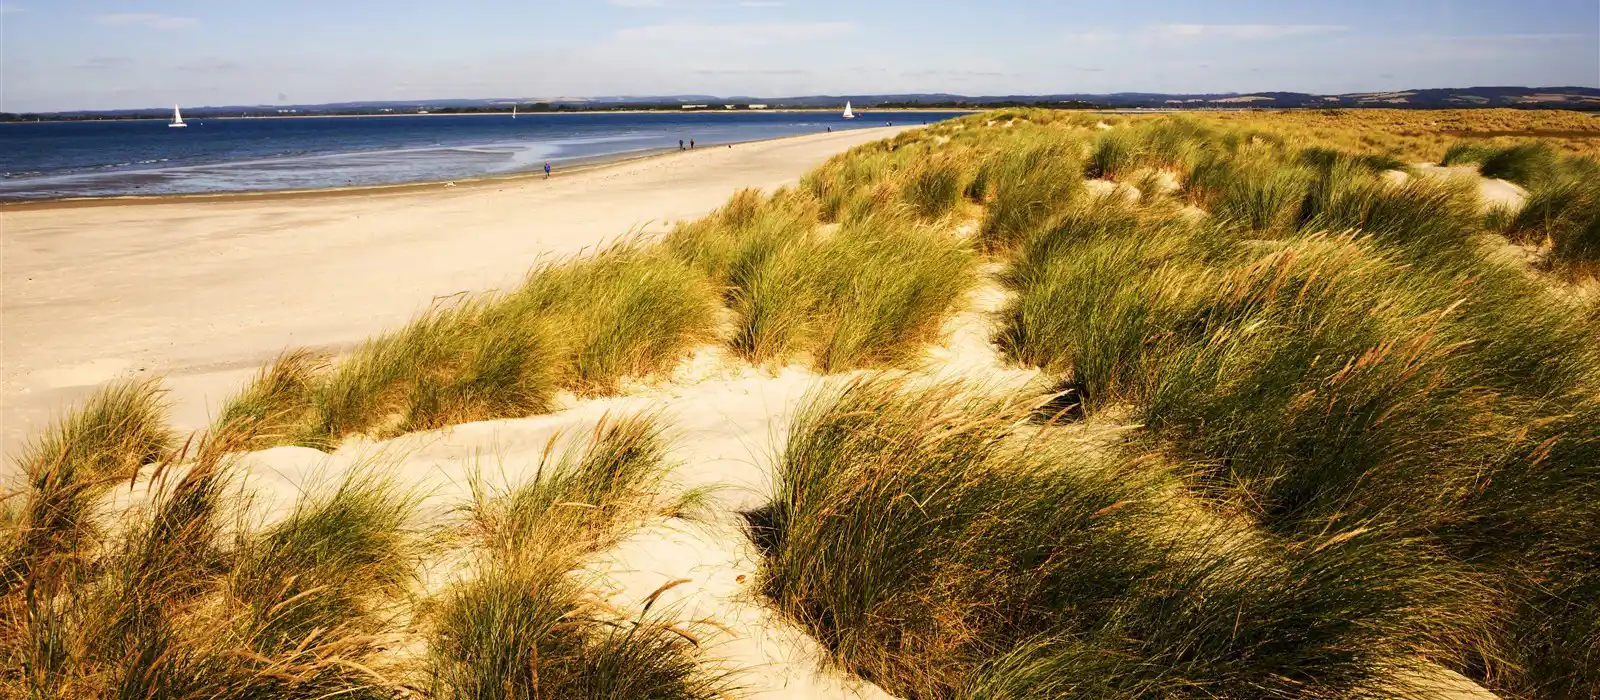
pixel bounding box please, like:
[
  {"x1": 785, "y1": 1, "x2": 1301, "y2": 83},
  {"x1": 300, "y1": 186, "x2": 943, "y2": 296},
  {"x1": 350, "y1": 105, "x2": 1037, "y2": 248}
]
[
  {"x1": 842, "y1": 101, "x2": 855, "y2": 119},
  {"x1": 169, "y1": 104, "x2": 187, "y2": 128},
  {"x1": 512, "y1": 104, "x2": 517, "y2": 119}
]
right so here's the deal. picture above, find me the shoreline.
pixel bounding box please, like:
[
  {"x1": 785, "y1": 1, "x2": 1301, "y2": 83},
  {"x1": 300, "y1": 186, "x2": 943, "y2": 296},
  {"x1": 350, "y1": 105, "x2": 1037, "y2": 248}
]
[
  {"x1": 0, "y1": 125, "x2": 916, "y2": 464},
  {"x1": 0, "y1": 125, "x2": 912, "y2": 211}
]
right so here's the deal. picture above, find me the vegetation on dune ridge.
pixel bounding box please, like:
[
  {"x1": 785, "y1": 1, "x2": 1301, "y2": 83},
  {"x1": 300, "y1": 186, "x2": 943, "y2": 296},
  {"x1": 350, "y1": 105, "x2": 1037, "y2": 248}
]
[
  {"x1": 3, "y1": 390, "x2": 723, "y2": 697},
  {"x1": 1, "y1": 386, "x2": 423, "y2": 697},
  {"x1": 8, "y1": 109, "x2": 1600, "y2": 698},
  {"x1": 977, "y1": 111, "x2": 1598, "y2": 695},
  {"x1": 753, "y1": 377, "x2": 1485, "y2": 699},
  {"x1": 426, "y1": 414, "x2": 730, "y2": 700},
  {"x1": 212, "y1": 241, "x2": 720, "y2": 450},
  {"x1": 667, "y1": 186, "x2": 976, "y2": 370}
]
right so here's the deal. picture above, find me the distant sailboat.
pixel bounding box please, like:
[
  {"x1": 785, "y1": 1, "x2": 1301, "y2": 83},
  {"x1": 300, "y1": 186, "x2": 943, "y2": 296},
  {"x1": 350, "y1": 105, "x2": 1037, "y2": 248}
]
[
  {"x1": 842, "y1": 101, "x2": 856, "y2": 120},
  {"x1": 512, "y1": 104, "x2": 517, "y2": 119},
  {"x1": 169, "y1": 104, "x2": 187, "y2": 128}
]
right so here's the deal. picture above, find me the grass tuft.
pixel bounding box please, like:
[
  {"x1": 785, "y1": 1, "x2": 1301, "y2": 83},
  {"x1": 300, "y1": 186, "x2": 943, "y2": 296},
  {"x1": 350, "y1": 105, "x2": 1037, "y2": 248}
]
[
  {"x1": 757, "y1": 376, "x2": 1482, "y2": 698},
  {"x1": 979, "y1": 130, "x2": 1086, "y2": 251},
  {"x1": 428, "y1": 414, "x2": 729, "y2": 700},
  {"x1": 5, "y1": 380, "x2": 173, "y2": 588}
]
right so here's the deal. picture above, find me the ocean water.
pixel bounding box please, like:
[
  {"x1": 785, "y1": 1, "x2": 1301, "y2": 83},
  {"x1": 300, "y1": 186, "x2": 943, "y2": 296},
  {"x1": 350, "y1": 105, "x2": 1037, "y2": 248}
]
[{"x1": 0, "y1": 111, "x2": 965, "y2": 200}]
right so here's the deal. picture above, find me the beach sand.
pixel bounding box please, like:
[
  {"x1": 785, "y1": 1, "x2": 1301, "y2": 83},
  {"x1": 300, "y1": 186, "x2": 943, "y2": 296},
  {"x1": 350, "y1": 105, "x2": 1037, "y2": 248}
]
[{"x1": 0, "y1": 126, "x2": 910, "y2": 465}]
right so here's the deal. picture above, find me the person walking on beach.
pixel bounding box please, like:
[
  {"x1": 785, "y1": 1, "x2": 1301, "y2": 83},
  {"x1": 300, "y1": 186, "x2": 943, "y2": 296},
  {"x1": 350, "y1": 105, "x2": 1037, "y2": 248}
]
[
  {"x1": 544, "y1": 161, "x2": 552, "y2": 179},
  {"x1": 679, "y1": 139, "x2": 685, "y2": 151},
  {"x1": 690, "y1": 139, "x2": 695, "y2": 149}
]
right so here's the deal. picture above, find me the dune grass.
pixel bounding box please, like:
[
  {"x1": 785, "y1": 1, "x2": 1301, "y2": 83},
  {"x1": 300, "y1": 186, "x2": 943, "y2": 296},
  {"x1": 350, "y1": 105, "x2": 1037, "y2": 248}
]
[
  {"x1": 978, "y1": 129, "x2": 1087, "y2": 251},
  {"x1": 11, "y1": 110, "x2": 1600, "y2": 697},
  {"x1": 1499, "y1": 154, "x2": 1600, "y2": 273},
  {"x1": 990, "y1": 134, "x2": 1600, "y2": 694},
  {"x1": 1, "y1": 399, "x2": 421, "y2": 700},
  {"x1": 214, "y1": 349, "x2": 328, "y2": 448},
  {"x1": 426, "y1": 414, "x2": 729, "y2": 700},
  {"x1": 3, "y1": 380, "x2": 173, "y2": 592},
  {"x1": 668, "y1": 189, "x2": 975, "y2": 370},
  {"x1": 1188, "y1": 151, "x2": 1315, "y2": 233},
  {"x1": 215, "y1": 242, "x2": 719, "y2": 449},
  {"x1": 754, "y1": 377, "x2": 1482, "y2": 699},
  {"x1": 900, "y1": 155, "x2": 967, "y2": 220}
]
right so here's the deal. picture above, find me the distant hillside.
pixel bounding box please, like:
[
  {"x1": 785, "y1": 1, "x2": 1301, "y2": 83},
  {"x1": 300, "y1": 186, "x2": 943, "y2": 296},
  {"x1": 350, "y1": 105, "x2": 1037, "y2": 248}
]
[{"x1": 6, "y1": 86, "x2": 1598, "y2": 121}]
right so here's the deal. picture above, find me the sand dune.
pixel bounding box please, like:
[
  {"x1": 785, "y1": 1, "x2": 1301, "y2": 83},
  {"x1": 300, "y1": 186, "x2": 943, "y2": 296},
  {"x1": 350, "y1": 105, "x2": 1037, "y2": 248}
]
[{"x1": 0, "y1": 126, "x2": 909, "y2": 466}]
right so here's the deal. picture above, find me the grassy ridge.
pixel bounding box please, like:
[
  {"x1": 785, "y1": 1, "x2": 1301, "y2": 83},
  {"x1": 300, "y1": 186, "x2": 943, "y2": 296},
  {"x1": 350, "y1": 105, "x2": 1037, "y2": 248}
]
[
  {"x1": 964, "y1": 110, "x2": 1598, "y2": 698},
  {"x1": 755, "y1": 377, "x2": 1482, "y2": 698},
  {"x1": 8, "y1": 110, "x2": 1599, "y2": 697},
  {"x1": 667, "y1": 187, "x2": 975, "y2": 370},
  {"x1": 2, "y1": 388, "x2": 722, "y2": 698},
  {"x1": 216, "y1": 242, "x2": 720, "y2": 449},
  {"x1": 426, "y1": 415, "x2": 728, "y2": 700}
]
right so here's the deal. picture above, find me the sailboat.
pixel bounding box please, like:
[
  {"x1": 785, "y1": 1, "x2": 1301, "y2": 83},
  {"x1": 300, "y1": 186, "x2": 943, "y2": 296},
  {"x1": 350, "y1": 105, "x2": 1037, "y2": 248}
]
[
  {"x1": 169, "y1": 104, "x2": 187, "y2": 128},
  {"x1": 842, "y1": 101, "x2": 856, "y2": 120},
  {"x1": 512, "y1": 104, "x2": 517, "y2": 119}
]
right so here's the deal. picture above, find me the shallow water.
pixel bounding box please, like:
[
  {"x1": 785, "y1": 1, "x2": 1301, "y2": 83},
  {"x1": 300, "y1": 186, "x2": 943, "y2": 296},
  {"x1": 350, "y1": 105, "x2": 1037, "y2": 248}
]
[{"x1": 0, "y1": 111, "x2": 963, "y2": 200}]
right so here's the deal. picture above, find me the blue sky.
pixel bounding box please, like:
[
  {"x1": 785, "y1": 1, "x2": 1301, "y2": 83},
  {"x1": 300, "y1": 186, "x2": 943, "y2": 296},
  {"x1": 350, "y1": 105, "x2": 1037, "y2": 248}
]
[{"x1": 2, "y1": 0, "x2": 1596, "y2": 111}]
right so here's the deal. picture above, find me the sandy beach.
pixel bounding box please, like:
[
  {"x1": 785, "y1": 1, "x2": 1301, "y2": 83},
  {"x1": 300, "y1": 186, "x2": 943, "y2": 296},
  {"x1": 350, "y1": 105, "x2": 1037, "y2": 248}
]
[{"x1": 0, "y1": 125, "x2": 909, "y2": 466}]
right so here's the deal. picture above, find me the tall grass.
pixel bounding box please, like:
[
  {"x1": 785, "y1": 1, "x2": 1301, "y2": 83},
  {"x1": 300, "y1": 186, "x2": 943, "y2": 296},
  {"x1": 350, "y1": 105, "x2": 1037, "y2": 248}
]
[
  {"x1": 214, "y1": 349, "x2": 327, "y2": 448},
  {"x1": 1500, "y1": 155, "x2": 1600, "y2": 273},
  {"x1": 507, "y1": 243, "x2": 719, "y2": 394},
  {"x1": 995, "y1": 165, "x2": 1600, "y2": 696},
  {"x1": 1475, "y1": 143, "x2": 1560, "y2": 187},
  {"x1": 755, "y1": 377, "x2": 1482, "y2": 698},
  {"x1": 1190, "y1": 153, "x2": 1314, "y2": 232},
  {"x1": 668, "y1": 190, "x2": 975, "y2": 369},
  {"x1": 3, "y1": 419, "x2": 418, "y2": 698},
  {"x1": 1084, "y1": 127, "x2": 1142, "y2": 180},
  {"x1": 808, "y1": 216, "x2": 976, "y2": 370},
  {"x1": 979, "y1": 130, "x2": 1087, "y2": 251},
  {"x1": 230, "y1": 470, "x2": 418, "y2": 652},
  {"x1": 900, "y1": 156, "x2": 966, "y2": 220},
  {"x1": 305, "y1": 295, "x2": 558, "y2": 444},
  {"x1": 4, "y1": 380, "x2": 173, "y2": 590},
  {"x1": 253, "y1": 242, "x2": 718, "y2": 448},
  {"x1": 427, "y1": 415, "x2": 729, "y2": 700}
]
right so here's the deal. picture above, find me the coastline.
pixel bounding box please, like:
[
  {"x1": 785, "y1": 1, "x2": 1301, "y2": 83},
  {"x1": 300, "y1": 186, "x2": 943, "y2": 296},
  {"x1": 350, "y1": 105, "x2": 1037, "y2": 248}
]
[
  {"x1": 2, "y1": 117, "x2": 958, "y2": 209},
  {"x1": 0, "y1": 125, "x2": 916, "y2": 464},
  {"x1": 0, "y1": 145, "x2": 680, "y2": 211}
]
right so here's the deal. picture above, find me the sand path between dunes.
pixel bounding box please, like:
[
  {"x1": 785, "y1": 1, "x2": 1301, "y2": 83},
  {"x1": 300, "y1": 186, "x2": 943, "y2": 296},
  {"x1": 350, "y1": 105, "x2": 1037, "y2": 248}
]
[{"x1": 0, "y1": 126, "x2": 910, "y2": 466}]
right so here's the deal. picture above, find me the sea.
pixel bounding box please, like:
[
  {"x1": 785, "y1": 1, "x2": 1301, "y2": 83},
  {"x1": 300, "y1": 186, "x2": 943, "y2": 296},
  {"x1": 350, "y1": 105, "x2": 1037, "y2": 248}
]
[{"x1": 0, "y1": 111, "x2": 967, "y2": 201}]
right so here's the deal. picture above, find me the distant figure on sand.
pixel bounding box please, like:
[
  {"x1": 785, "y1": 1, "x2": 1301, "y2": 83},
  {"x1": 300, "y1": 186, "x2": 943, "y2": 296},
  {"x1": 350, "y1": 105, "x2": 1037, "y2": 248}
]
[
  {"x1": 690, "y1": 139, "x2": 696, "y2": 149},
  {"x1": 544, "y1": 161, "x2": 551, "y2": 179},
  {"x1": 679, "y1": 139, "x2": 684, "y2": 150}
]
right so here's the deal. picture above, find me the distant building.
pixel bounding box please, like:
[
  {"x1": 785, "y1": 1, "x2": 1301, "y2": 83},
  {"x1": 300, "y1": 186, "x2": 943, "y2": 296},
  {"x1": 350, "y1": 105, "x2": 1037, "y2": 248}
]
[
  {"x1": 681, "y1": 104, "x2": 709, "y2": 110},
  {"x1": 748, "y1": 104, "x2": 769, "y2": 110}
]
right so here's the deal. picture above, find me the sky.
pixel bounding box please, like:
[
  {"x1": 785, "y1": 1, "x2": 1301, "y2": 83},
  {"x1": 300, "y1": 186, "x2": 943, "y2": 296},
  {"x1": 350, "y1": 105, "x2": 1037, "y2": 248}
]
[{"x1": 1, "y1": 0, "x2": 1597, "y2": 112}]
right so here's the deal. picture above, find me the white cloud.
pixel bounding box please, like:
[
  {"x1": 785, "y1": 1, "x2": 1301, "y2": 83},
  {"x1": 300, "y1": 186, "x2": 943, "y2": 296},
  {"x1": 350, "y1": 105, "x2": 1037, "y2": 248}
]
[
  {"x1": 94, "y1": 13, "x2": 199, "y2": 29},
  {"x1": 614, "y1": 21, "x2": 856, "y2": 46},
  {"x1": 1150, "y1": 24, "x2": 1348, "y2": 40}
]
